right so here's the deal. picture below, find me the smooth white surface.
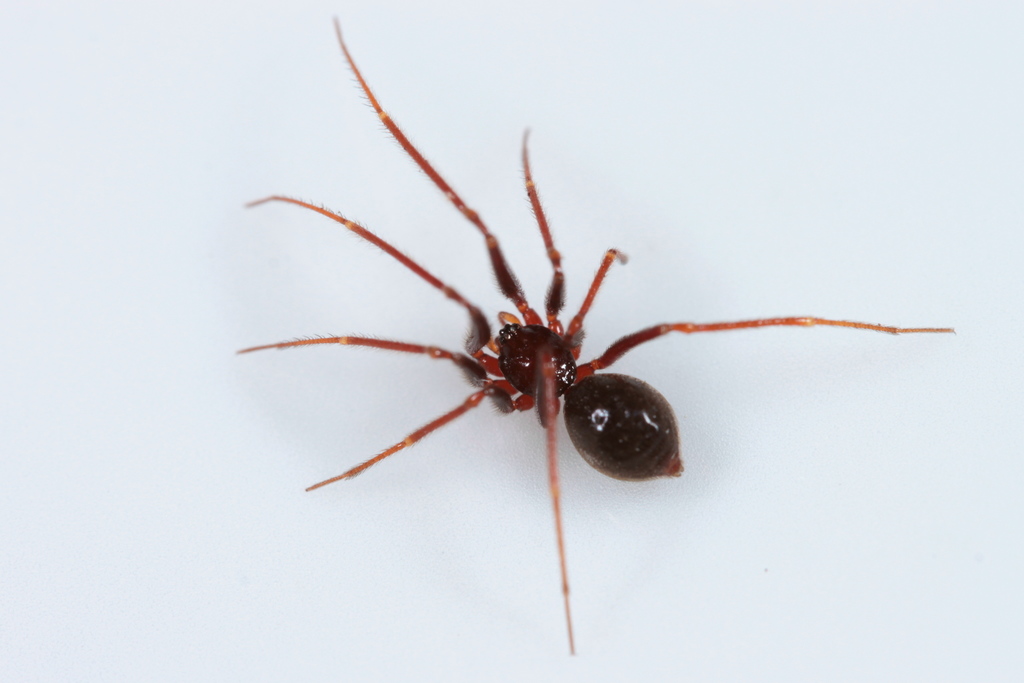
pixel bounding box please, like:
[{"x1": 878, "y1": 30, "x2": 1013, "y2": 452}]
[{"x1": 2, "y1": 2, "x2": 1021, "y2": 680}]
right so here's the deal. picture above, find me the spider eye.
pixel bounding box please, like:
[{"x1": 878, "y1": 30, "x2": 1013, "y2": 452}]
[{"x1": 497, "y1": 323, "x2": 521, "y2": 344}]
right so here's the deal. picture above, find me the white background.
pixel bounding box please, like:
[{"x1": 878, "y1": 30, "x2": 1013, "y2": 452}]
[{"x1": 2, "y1": 1, "x2": 1021, "y2": 680}]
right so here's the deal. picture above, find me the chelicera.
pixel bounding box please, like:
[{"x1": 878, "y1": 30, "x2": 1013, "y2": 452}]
[{"x1": 241, "y1": 20, "x2": 954, "y2": 655}]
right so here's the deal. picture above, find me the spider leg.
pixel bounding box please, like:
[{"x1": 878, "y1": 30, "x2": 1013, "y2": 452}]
[
  {"x1": 521, "y1": 130, "x2": 565, "y2": 331},
  {"x1": 237, "y1": 335, "x2": 488, "y2": 386},
  {"x1": 565, "y1": 249, "x2": 627, "y2": 345},
  {"x1": 306, "y1": 384, "x2": 513, "y2": 491},
  {"x1": 246, "y1": 195, "x2": 490, "y2": 353},
  {"x1": 332, "y1": 19, "x2": 541, "y2": 326},
  {"x1": 471, "y1": 350, "x2": 504, "y2": 378},
  {"x1": 579, "y1": 317, "x2": 956, "y2": 376},
  {"x1": 536, "y1": 346, "x2": 575, "y2": 655}
]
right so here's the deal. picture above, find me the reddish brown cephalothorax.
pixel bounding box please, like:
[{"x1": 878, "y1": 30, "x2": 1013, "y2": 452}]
[{"x1": 240, "y1": 20, "x2": 954, "y2": 655}]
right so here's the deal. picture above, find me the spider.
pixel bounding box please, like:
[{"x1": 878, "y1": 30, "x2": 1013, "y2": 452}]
[{"x1": 240, "y1": 20, "x2": 954, "y2": 655}]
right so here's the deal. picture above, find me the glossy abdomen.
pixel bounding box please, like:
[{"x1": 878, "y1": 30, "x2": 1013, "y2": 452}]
[{"x1": 563, "y1": 373, "x2": 682, "y2": 481}]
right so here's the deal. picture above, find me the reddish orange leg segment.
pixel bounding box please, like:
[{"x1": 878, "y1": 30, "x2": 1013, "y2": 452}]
[
  {"x1": 237, "y1": 335, "x2": 488, "y2": 385},
  {"x1": 332, "y1": 19, "x2": 541, "y2": 326},
  {"x1": 565, "y1": 249, "x2": 628, "y2": 342},
  {"x1": 521, "y1": 130, "x2": 565, "y2": 332},
  {"x1": 536, "y1": 347, "x2": 575, "y2": 655},
  {"x1": 306, "y1": 385, "x2": 511, "y2": 491},
  {"x1": 473, "y1": 352, "x2": 502, "y2": 378},
  {"x1": 246, "y1": 195, "x2": 490, "y2": 353},
  {"x1": 580, "y1": 317, "x2": 956, "y2": 375}
]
